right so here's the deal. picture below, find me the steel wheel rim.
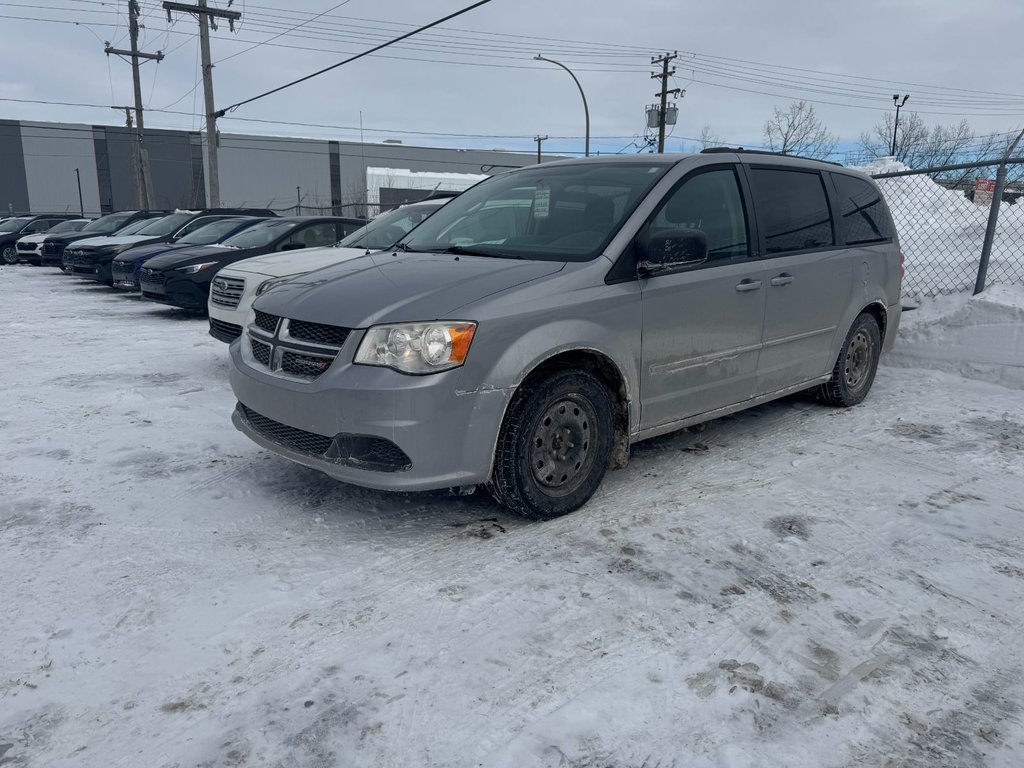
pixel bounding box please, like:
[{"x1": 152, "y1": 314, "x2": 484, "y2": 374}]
[
  {"x1": 529, "y1": 396, "x2": 596, "y2": 496},
  {"x1": 844, "y1": 330, "x2": 872, "y2": 391}
]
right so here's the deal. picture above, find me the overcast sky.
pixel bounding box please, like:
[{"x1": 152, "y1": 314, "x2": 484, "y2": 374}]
[{"x1": 3, "y1": 0, "x2": 1023, "y2": 160}]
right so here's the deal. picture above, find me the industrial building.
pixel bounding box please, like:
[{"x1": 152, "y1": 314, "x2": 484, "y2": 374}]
[{"x1": 0, "y1": 118, "x2": 538, "y2": 217}]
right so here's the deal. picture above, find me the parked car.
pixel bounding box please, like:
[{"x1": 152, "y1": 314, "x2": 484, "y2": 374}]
[
  {"x1": 1, "y1": 215, "x2": 80, "y2": 264},
  {"x1": 139, "y1": 217, "x2": 365, "y2": 312},
  {"x1": 228, "y1": 151, "x2": 903, "y2": 518},
  {"x1": 66, "y1": 208, "x2": 277, "y2": 285},
  {"x1": 15, "y1": 218, "x2": 91, "y2": 264},
  {"x1": 40, "y1": 211, "x2": 167, "y2": 268},
  {"x1": 208, "y1": 199, "x2": 450, "y2": 342},
  {"x1": 112, "y1": 217, "x2": 270, "y2": 292}
]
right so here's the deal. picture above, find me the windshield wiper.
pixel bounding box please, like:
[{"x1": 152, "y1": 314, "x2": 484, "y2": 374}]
[
  {"x1": 391, "y1": 242, "x2": 415, "y2": 252},
  {"x1": 419, "y1": 244, "x2": 523, "y2": 259}
]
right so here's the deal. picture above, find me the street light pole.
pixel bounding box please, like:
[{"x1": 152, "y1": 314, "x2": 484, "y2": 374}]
[
  {"x1": 74, "y1": 168, "x2": 84, "y2": 217},
  {"x1": 891, "y1": 93, "x2": 910, "y2": 157},
  {"x1": 534, "y1": 54, "x2": 590, "y2": 157}
]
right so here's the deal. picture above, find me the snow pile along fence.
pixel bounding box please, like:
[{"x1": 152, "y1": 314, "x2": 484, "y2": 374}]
[{"x1": 866, "y1": 158, "x2": 1024, "y2": 301}]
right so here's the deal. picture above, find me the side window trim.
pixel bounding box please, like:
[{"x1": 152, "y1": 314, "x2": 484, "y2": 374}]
[{"x1": 827, "y1": 171, "x2": 895, "y2": 247}]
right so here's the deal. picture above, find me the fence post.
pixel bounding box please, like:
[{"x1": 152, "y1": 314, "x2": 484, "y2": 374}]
[{"x1": 975, "y1": 126, "x2": 1024, "y2": 295}]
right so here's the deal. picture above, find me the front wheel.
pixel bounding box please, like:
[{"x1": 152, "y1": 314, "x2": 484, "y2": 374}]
[
  {"x1": 2, "y1": 246, "x2": 17, "y2": 265},
  {"x1": 489, "y1": 369, "x2": 615, "y2": 520},
  {"x1": 815, "y1": 313, "x2": 881, "y2": 406}
]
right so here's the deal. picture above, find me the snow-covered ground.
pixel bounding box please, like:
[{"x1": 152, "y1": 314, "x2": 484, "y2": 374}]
[{"x1": 2, "y1": 267, "x2": 1023, "y2": 767}]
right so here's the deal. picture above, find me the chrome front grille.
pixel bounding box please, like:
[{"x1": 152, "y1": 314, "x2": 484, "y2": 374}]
[
  {"x1": 245, "y1": 316, "x2": 350, "y2": 381},
  {"x1": 140, "y1": 267, "x2": 165, "y2": 286},
  {"x1": 210, "y1": 275, "x2": 245, "y2": 308}
]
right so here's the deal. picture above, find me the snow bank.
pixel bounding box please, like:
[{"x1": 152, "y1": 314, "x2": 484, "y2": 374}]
[
  {"x1": 886, "y1": 284, "x2": 1024, "y2": 389},
  {"x1": 853, "y1": 158, "x2": 1024, "y2": 301}
]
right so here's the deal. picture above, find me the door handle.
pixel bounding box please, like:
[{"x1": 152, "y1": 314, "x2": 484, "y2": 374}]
[
  {"x1": 735, "y1": 279, "x2": 762, "y2": 293},
  {"x1": 770, "y1": 273, "x2": 794, "y2": 287}
]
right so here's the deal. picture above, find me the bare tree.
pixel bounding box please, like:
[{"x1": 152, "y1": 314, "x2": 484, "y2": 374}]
[
  {"x1": 762, "y1": 100, "x2": 838, "y2": 159},
  {"x1": 697, "y1": 124, "x2": 725, "y2": 150}
]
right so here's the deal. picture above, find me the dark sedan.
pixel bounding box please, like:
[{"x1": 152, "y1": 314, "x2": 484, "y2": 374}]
[
  {"x1": 139, "y1": 217, "x2": 364, "y2": 312},
  {"x1": 112, "y1": 217, "x2": 270, "y2": 291},
  {"x1": 40, "y1": 211, "x2": 167, "y2": 268}
]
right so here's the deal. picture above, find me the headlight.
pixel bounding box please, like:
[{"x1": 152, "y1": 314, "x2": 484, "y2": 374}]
[
  {"x1": 256, "y1": 275, "x2": 294, "y2": 296},
  {"x1": 179, "y1": 261, "x2": 218, "y2": 274},
  {"x1": 354, "y1": 321, "x2": 477, "y2": 375}
]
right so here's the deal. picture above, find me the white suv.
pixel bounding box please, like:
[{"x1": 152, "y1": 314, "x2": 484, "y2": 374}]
[{"x1": 208, "y1": 198, "x2": 451, "y2": 342}]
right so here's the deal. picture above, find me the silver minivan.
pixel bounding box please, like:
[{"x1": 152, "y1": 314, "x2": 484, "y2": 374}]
[{"x1": 228, "y1": 151, "x2": 902, "y2": 518}]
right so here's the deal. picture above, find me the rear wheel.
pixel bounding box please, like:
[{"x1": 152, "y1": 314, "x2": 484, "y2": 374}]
[
  {"x1": 815, "y1": 313, "x2": 881, "y2": 406},
  {"x1": 489, "y1": 369, "x2": 614, "y2": 519},
  {"x1": 2, "y1": 246, "x2": 17, "y2": 265}
]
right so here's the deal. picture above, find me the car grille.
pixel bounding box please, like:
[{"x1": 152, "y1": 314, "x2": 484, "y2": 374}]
[
  {"x1": 209, "y1": 317, "x2": 242, "y2": 340},
  {"x1": 71, "y1": 250, "x2": 95, "y2": 266},
  {"x1": 42, "y1": 242, "x2": 58, "y2": 256},
  {"x1": 253, "y1": 310, "x2": 279, "y2": 334},
  {"x1": 111, "y1": 262, "x2": 137, "y2": 288},
  {"x1": 250, "y1": 337, "x2": 272, "y2": 366},
  {"x1": 140, "y1": 267, "x2": 165, "y2": 286},
  {"x1": 236, "y1": 403, "x2": 411, "y2": 472},
  {"x1": 210, "y1": 276, "x2": 245, "y2": 308},
  {"x1": 245, "y1": 315, "x2": 349, "y2": 381},
  {"x1": 16, "y1": 242, "x2": 37, "y2": 252},
  {"x1": 286, "y1": 319, "x2": 351, "y2": 347}
]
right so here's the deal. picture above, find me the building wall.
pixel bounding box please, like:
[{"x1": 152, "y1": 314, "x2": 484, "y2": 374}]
[
  {"x1": 18, "y1": 122, "x2": 102, "y2": 215},
  {"x1": 0, "y1": 119, "x2": 541, "y2": 216}
]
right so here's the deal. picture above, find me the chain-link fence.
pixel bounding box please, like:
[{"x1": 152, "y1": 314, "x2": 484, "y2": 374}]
[{"x1": 871, "y1": 159, "x2": 1024, "y2": 300}]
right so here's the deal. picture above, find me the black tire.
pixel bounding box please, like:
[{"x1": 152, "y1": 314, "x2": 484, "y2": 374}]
[
  {"x1": 815, "y1": 313, "x2": 881, "y2": 407},
  {"x1": 489, "y1": 369, "x2": 615, "y2": 520},
  {"x1": 2, "y1": 245, "x2": 17, "y2": 265}
]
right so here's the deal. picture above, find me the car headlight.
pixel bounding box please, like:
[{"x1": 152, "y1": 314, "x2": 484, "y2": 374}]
[
  {"x1": 354, "y1": 321, "x2": 477, "y2": 375},
  {"x1": 179, "y1": 261, "x2": 218, "y2": 274},
  {"x1": 256, "y1": 275, "x2": 294, "y2": 296}
]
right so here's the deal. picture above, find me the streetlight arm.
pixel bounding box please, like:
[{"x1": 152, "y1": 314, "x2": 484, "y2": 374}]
[{"x1": 534, "y1": 54, "x2": 590, "y2": 157}]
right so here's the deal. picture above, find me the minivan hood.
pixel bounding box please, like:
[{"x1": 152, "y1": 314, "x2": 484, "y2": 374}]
[
  {"x1": 253, "y1": 250, "x2": 565, "y2": 328},
  {"x1": 223, "y1": 245, "x2": 369, "y2": 279}
]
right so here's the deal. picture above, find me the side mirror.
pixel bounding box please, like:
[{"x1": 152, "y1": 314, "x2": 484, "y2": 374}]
[
  {"x1": 280, "y1": 242, "x2": 306, "y2": 251},
  {"x1": 637, "y1": 228, "x2": 708, "y2": 276}
]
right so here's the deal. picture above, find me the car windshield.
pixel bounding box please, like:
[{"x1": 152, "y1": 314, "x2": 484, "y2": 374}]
[
  {"x1": 178, "y1": 218, "x2": 253, "y2": 245},
  {"x1": 134, "y1": 212, "x2": 195, "y2": 236},
  {"x1": 338, "y1": 202, "x2": 442, "y2": 250},
  {"x1": 222, "y1": 220, "x2": 298, "y2": 249},
  {"x1": 0, "y1": 217, "x2": 33, "y2": 233},
  {"x1": 47, "y1": 220, "x2": 87, "y2": 234},
  {"x1": 113, "y1": 218, "x2": 156, "y2": 236},
  {"x1": 81, "y1": 212, "x2": 135, "y2": 234},
  {"x1": 399, "y1": 163, "x2": 671, "y2": 262}
]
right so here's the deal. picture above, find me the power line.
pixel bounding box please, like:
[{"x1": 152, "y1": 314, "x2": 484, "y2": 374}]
[
  {"x1": 213, "y1": 0, "x2": 352, "y2": 64},
  {"x1": 215, "y1": 0, "x2": 496, "y2": 115}
]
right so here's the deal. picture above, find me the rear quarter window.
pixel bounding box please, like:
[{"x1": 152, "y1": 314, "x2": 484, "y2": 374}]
[
  {"x1": 831, "y1": 173, "x2": 895, "y2": 245},
  {"x1": 749, "y1": 168, "x2": 834, "y2": 255}
]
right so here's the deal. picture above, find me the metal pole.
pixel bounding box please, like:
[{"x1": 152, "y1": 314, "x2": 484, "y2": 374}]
[
  {"x1": 296, "y1": 186, "x2": 301, "y2": 215},
  {"x1": 534, "y1": 135, "x2": 547, "y2": 164},
  {"x1": 198, "y1": 0, "x2": 221, "y2": 207},
  {"x1": 975, "y1": 126, "x2": 1024, "y2": 295},
  {"x1": 533, "y1": 55, "x2": 590, "y2": 157},
  {"x1": 891, "y1": 94, "x2": 909, "y2": 157},
  {"x1": 74, "y1": 168, "x2": 84, "y2": 217}
]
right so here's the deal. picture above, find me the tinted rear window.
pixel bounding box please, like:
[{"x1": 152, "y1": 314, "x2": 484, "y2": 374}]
[
  {"x1": 749, "y1": 168, "x2": 834, "y2": 255},
  {"x1": 832, "y1": 173, "x2": 894, "y2": 245}
]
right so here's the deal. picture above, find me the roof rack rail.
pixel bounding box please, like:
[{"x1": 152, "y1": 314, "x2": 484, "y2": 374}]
[{"x1": 700, "y1": 147, "x2": 843, "y2": 166}]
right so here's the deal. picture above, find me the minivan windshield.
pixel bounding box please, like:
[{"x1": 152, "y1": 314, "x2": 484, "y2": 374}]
[
  {"x1": 222, "y1": 220, "x2": 297, "y2": 249},
  {"x1": 80, "y1": 212, "x2": 135, "y2": 234},
  {"x1": 338, "y1": 202, "x2": 442, "y2": 250},
  {"x1": 399, "y1": 163, "x2": 671, "y2": 261},
  {"x1": 178, "y1": 217, "x2": 253, "y2": 245}
]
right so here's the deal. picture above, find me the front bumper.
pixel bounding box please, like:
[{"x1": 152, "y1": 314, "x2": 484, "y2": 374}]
[
  {"x1": 112, "y1": 261, "x2": 139, "y2": 291},
  {"x1": 154, "y1": 272, "x2": 210, "y2": 311},
  {"x1": 209, "y1": 317, "x2": 243, "y2": 342},
  {"x1": 228, "y1": 339, "x2": 508, "y2": 492},
  {"x1": 16, "y1": 245, "x2": 39, "y2": 263}
]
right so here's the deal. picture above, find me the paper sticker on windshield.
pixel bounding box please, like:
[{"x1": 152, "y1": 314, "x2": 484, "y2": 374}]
[{"x1": 533, "y1": 184, "x2": 551, "y2": 219}]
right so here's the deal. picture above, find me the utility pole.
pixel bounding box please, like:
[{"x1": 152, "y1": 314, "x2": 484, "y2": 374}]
[
  {"x1": 534, "y1": 135, "x2": 548, "y2": 164},
  {"x1": 296, "y1": 186, "x2": 302, "y2": 215},
  {"x1": 105, "y1": 0, "x2": 163, "y2": 208},
  {"x1": 163, "y1": 1, "x2": 241, "y2": 208},
  {"x1": 651, "y1": 52, "x2": 681, "y2": 153},
  {"x1": 113, "y1": 106, "x2": 144, "y2": 209}
]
